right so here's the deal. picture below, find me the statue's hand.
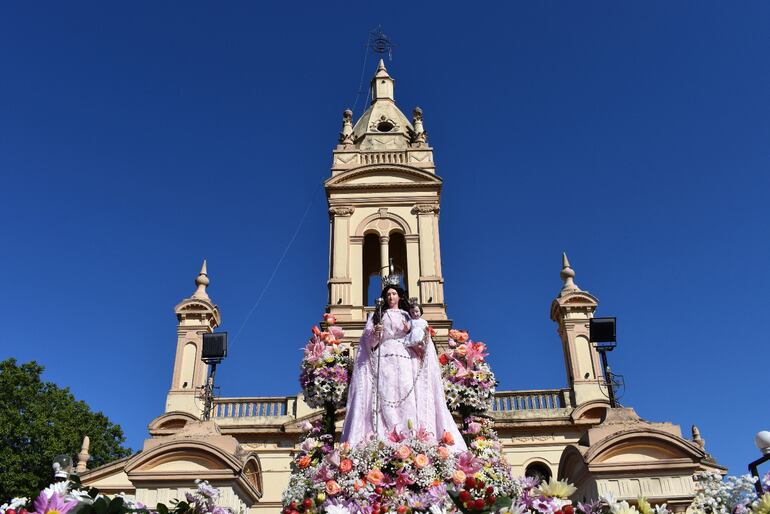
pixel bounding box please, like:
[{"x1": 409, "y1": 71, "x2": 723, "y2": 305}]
[{"x1": 374, "y1": 324, "x2": 383, "y2": 337}]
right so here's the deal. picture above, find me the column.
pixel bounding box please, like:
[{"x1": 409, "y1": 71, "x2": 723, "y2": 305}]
[{"x1": 380, "y1": 235, "x2": 390, "y2": 277}]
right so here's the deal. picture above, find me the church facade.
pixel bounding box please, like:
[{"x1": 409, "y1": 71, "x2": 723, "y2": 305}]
[{"x1": 80, "y1": 61, "x2": 724, "y2": 513}]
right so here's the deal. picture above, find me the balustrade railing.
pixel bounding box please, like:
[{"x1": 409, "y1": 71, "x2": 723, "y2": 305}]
[
  {"x1": 212, "y1": 397, "x2": 290, "y2": 419},
  {"x1": 491, "y1": 389, "x2": 571, "y2": 412},
  {"x1": 361, "y1": 152, "x2": 407, "y2": 165},
  {"x1": 212, "y1": 389, "x2": 572, "y2": 420}
]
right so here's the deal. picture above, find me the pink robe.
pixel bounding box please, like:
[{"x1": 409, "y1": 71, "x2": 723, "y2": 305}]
[{"x1": 341, "y1": 309, "x2": 467, "y2": 451}]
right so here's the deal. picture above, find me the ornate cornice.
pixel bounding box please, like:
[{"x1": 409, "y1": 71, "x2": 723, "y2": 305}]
[
  {"x1": 328, "y1": 206, "x2": 355, "y2": 217},
  {"x1": 411, "y1": 203, "x2": 440, "y2": 215}
]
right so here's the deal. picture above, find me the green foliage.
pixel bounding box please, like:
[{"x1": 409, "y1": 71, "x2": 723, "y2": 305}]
[{"x1": 0, "y1": 358, "x2": 132, "y2": 500}]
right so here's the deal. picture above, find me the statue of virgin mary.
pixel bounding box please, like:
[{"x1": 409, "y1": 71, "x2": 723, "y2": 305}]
[{"x1": 341, "y1": 284, "x2": 467, "y2": 452}]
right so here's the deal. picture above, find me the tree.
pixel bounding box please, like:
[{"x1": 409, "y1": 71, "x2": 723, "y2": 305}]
[{"x1": 0, "y1": 358, "x2": 132, "y2": 500}]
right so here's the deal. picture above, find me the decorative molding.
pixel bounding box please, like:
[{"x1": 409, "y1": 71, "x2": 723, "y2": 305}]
[
  {"x1": 329, "y1": 206, "x2": 355, "y2": 217},
  {"x1": 412, "y1": 203, "x2": 440, "y2": 215}
]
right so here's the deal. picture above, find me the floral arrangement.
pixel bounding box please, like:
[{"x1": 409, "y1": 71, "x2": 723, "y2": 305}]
[
  {"x1": 0, "y1": 479, "x2": 232, "y2": 514},
  {"x1": 300, "y1": 314, "x2": 351, "y2": 410},
  {"x1": 283, "y1": 423, "x2": 465, "y2": 514},
  {"x1": 690, "y1": 471, "x2": 770, "y2": 514},
  {"x1": 440, "y1": 330, "x2": 497, "y2": 414},
  {"x1": 459, "y1": 416, "x2": 516, "y2": 501}
]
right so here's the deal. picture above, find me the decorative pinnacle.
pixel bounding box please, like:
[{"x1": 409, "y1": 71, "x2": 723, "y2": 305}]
[
  {"x1": 193, "y1": 259, "x2": 210, "y2": 300},
  {"x1": 377, "y1": 58, "x2": 386, "y2": 72},
  {"x1": 559, "y1": 252, "x2": 580, "y2": 295},
  {"x1": 76, "y1": 435, "x2": 90, "y2": 473}
]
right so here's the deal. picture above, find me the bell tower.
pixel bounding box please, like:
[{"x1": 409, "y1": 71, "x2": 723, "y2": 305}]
[{"x1": 326, "y1": 60, "x2": 449, "y2": 335}]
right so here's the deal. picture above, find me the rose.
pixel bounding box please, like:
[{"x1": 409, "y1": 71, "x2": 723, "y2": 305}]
[
  {"x1": 442, "y1": 430, "x2": 455, "y2": 445},
  {"x1": 325, "y1": 480, "x2": 341, "y2": 495},
  {"x1": 323, "y1": 313, "x2": 336, "y2": 325},
  {"x1": 414, "y1": 453, "x2": 429, "y2": 468},
  {"x1": 454, "y1": 344, "x2": 468, "y2": 357},
  {"x1": 339, "y1": 458, "x2": 353, "y2": 473},
  {"x1": 438, "y1": 353, "x2": 449, "y2": 365},
  {"x1": 452, "y1": 469, "x2": 467, "y2": 485},
  {"x1": 367, "y1": 468, "x2": 385, "y2": 485},
  {"x1": 297, "y1": 455, "x2": 311, "y2": 469},
  {"x1": 437, "y1": 446, "x2": 450, "y2": 460},
  {"x1": 395, "y1": 445, "x2": 412, "y2": 460}
]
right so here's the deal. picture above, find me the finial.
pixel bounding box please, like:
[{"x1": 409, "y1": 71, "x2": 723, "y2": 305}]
[
  {"x1": 76, "y1": 436, "x2": 90, "y2": 473},
  {"x1": 411, "y1": 107, "x2": 427, "y2": 147},
  {"x1": 339, "y1": 108, "x2": 354, "y2": 145},
  {"x1": 559, "y1": 252, "x2": 580, "y2": 295},
  {"x1": 691, "y1": 425, "x2": 705, "y2": 449},
  {"x1": 377, "y1": 58, "x2": 386, "y2": 72},
  {"x1": 193, "y1": 260, "x2": 210, "y2": 300}
]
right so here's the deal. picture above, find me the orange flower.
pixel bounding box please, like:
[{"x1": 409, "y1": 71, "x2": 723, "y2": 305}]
[
  {"x1": 353, "y1": 479, "x2": 364, "y2": 491},
  {"x1": 438, "y1": 353, "x2": 449, "y2": 366},
  {"x1": 458, "y1": 331, "x2": 469, "y2": 343},
  {"x1": 442, "y1": 430, "x2": 455, "y2": 445},
  {"x1": 395, "y1": 445, "x2": 412, "y2": 460},
  {"x1": 297, "y1": 455, "x2": 311, "y2": 469},
  {"x1": 448, "y1": 329, "x2": 462, "y2": 341},
  {"x1": 437, "y1": 446, "x2": 450, "y2": 460},
  {"x1": 325, "y1": 480, "x2": 342, "y2": 495},
  {"x1": 339, "y1": 458, "x2": 353, "y2": 473},
  {"x1": 323, "y1": 313, "x2": 337, "y2": 325},
  {"x1": 312, "y1": 325, "x2": 321, "y2": 335},
  {"x1": 414, "y1": 453, "x2": 429, "y2": 468},
  {"x1": 452, "y1": 469, "x2": 466, "y2": 485},
  {"x1": 474, "y1": 342, "x2": 487, "y2": 352},
  {"x1": 454, "y1": 344, "x2": 468, "y2": 357},
  {"x1": 366, "y1": 468, "x2": 384, "y2": 485}
]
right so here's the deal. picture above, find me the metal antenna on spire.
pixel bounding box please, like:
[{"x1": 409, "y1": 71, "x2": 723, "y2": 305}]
[{"x1": 352, "y1": 26, "x2": 396, "y2": 114}]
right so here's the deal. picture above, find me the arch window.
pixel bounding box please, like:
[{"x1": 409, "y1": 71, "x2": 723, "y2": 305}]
[
  {"x1": 525, "y1": 462, "x2": 552, "y2": 483},
  {"x1": 388, "y1": 231, "x2": 408, "y2": 292},
  {"x1": 362, "y1": 233, "x2": 381, "y2": 306}
]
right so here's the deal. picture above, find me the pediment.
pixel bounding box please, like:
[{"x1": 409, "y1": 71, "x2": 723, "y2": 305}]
[
  {"x1": 325, "y1": 164, "x2": 442, "y2": 189},
  {"x1": 585, "y1": 429, "x2": 704, "y2": 466}
]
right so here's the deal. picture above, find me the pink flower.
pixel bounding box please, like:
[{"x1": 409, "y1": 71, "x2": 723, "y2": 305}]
[
  {"x1": 467, "y1": 422, "x2": 482, "y2": 434},
  {"x1": 455, "y1": 451, "x2": 482, "y2": 474},
  {"x1": 414, "y1": 453, "x2": 429, "y2": 468},
  {"x1": 395, "y1": 445, "x2": 412, "y2": 460},
  {"x1": 415, "y1": 425, "x2": 432, "y2": 442},
  {"x1": 388, "y1": 426, "x2": 406, "y2": 442},
  {"x1": 33, "y1": 493, "x2": 78, "y2": 514},
  {"x1": 452, "y1": 469, "x2": 467, "y2": 485},
  {"x1": 325, "y1": 480, "x2": 342, "y2": 496}
]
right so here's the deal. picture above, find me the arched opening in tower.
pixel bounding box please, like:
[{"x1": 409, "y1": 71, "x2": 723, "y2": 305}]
[
  {"x1": 388, "y1": 232, "x2": 408, "y2": 294},
  {"x1": 362, "y1": 232, "x2": 381, "y2": 306}
]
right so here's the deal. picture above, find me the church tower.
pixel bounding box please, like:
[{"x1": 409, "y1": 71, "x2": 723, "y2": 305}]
[
  {"x1": 165, "y1": 261, "x2": 221, "y2": 416},
  {"x1": 326, "y1": 60, "x2": 449, "y2": 337}
]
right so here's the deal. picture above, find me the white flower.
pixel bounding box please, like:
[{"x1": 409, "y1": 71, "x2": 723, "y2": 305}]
[
  {"x1": 610, "y1": 501, "x2": 640, "y2": 514},
  {"x1": 1, "y1": 498, "x2": 29, "y2": 514},
  {"x1": 600, "y1": 491, "x2": 616, "y2": 506},
  {"x1": 325, "y1": 506, "x2": 351, "y2": 514},
  {"x1": 43, "y1": 481, "x2": 70, "y2": 499}
]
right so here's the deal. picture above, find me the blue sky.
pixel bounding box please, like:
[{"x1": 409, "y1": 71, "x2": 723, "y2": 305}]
[{"x1": 1, "y1": 2, "x2": 769, "y2": 476}]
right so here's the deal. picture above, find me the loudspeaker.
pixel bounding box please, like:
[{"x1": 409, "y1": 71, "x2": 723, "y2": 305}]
[
  {"x1": 589, "y1": 317, "x2": 616, "y2": 343},
  {"x1": 202, "y1": 332, "x2": 227, "y2": 360}
]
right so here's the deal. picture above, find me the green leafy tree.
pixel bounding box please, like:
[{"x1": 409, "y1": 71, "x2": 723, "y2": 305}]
[{"x1": 0, "y1": 358, "x2": 132, "y2": 500}]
